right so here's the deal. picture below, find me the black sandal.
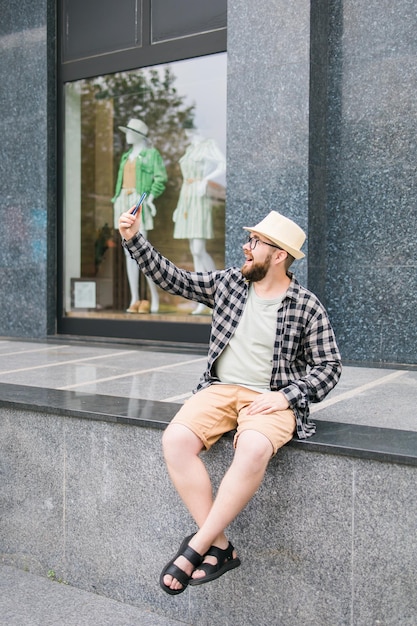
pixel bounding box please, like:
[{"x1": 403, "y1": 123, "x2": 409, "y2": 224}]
[
  {"x1": 188, "y1": 542, "x2": 241, "y2": 586},
  {"x1": 159, "y1": 534, "x2": 204, "y2": 595}
]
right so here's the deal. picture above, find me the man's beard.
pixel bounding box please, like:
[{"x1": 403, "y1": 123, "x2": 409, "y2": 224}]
[{"x1": 241, "y1": 253, "x2": 272, "y2": 282}]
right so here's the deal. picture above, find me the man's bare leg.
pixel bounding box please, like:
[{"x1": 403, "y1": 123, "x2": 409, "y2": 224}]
[
  {"x1": 161, "y1": 424, "x2": 214, "y2": 592},
  {"x1": 162, "y1": 426, "x2": 272, "y2": 590},
  {"x1": 189, "y1": 430, "x2": 272, "y2": 579}
]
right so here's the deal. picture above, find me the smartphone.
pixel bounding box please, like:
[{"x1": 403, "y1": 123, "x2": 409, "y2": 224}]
[{"x1": 132, "y1": 192, "x2": 147, "y2": 215}]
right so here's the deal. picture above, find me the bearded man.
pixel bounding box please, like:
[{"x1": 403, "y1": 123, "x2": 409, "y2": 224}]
[{"x1": 119, "y1": 208, "x2": 342, "y2": 595}]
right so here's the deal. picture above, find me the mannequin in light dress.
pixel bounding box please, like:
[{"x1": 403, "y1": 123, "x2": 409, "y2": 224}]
[
  {"x1": 173, "y1": 129, "x2": 225, "y2": 314},
  {"x1": 113, "y1": 118, "x2": 167, "y2": 313}
]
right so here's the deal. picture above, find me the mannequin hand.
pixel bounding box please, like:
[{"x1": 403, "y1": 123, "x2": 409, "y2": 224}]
[
  {"x1": 246, "y1": 391, "x2": 290, "y2": 415},
  {"x1": 196, "y1": 179, "x2": 208, "y2": 197},
  {"x1": 146, "y1": 195, "x2": 156, "y2": 216},
  {"x1": 119, "y1": 205, "x2": 141, "y2": 241}
]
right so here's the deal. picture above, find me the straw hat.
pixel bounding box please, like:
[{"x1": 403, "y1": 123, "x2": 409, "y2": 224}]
[
  {"x1": 118, "y1": 118, "x2": 149, "y2": 137},
  {"x1": 243, "y1": 211, "x2": 306, "y2": 259}
]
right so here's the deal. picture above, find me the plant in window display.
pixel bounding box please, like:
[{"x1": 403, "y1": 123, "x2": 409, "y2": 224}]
[{"x1": 94, "y1": 222, "x2": 115, "y2": 273}]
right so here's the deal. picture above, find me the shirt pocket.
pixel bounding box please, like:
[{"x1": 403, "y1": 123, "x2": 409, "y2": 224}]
[
  {"x1": 280, "y1": 323, "x2": 304, "y2": 362},
  {"x1": 140, "y1": 162, "x2": 154, "y2": 175}
]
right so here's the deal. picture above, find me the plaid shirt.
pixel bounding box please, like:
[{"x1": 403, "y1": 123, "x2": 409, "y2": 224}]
[{"x1": 125, "y1": 234, "x2": 342, "y2": 439}]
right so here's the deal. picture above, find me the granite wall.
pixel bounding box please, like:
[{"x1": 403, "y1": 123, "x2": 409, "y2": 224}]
[
  {"x1": 0, "y1": 0, "x2": 415, "y2": 364},
  {"x1": 0, "y1": 0, "x2": 56, "y2": 338},
  {"x1": 311, "y1": 0, "x2": 417, "y2": 363},
  {"x1": 1, "y1": 408, "x2": 416, "y2": 625},
  {"x1": 226, "y1": 0, "x2": 417, "y2": 364},
  {"x1": 226, "y1": 0, "x2": 310, "y2": 290}
]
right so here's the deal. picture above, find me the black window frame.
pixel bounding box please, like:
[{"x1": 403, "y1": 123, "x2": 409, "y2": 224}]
[{"x1": 56, "y1": 0, "x2": 227, "y2": 346}]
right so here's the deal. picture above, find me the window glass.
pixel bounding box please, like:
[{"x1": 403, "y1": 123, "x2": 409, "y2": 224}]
[
  {"x1": 63, "y1": 53, "x2": 227, "y2": 323},
  {"x1": 151, "y1": 0, "x2": 226, "y2": 42}
]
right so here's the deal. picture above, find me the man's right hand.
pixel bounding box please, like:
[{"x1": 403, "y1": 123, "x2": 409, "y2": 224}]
[{"x1": 118, "y1": 205, "x2": 141, "y2": 241}]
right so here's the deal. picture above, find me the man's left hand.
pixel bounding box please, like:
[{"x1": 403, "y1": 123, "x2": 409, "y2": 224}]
[{"x1": 246, "y1": 391, "x2": 290, "y2": 415}]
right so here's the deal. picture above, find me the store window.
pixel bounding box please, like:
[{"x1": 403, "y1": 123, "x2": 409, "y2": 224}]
[{"x1": 63, "y1": 52, "x2": 227, "y2": 327}]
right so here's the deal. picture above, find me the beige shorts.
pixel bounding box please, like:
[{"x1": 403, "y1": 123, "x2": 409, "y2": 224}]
[{"x1": 171, "y1": 384, "x2": 296, "y2": 455}]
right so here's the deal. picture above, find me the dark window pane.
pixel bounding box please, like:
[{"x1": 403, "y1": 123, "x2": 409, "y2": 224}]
[
  {"x1": 63, "y1": 0, "x2": 140, "y2": 62},
  {"x1": 151, "y1": 0, "x2": 226, "y2": 43}
]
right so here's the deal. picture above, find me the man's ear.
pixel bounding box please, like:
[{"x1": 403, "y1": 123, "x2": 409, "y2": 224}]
[{"x1": 274, "y1": 249, "x2": 288, "y2": 265}]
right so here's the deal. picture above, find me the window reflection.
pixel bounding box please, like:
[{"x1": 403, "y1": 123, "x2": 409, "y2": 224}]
[{"x1": 63, "y1": 53, "x2": 227, "y2": 322}]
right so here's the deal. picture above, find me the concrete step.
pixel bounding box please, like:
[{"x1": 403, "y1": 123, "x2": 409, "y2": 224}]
[{"x1": 0, "y1": 565, "x2": 189, "y2": 626}]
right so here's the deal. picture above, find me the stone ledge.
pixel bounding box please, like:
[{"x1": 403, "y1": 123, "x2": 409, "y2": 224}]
[
  {"x1": 1, "y1": 382, "x2": 416, "y2": 467},
  {"x1": 290, "y1": 420, "x2": 417, "y2": 466}
]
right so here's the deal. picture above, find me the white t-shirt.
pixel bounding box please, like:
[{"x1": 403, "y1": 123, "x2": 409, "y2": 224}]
[{"x1": 215, "y1": 284, "x2": 284, "y2": 391}]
